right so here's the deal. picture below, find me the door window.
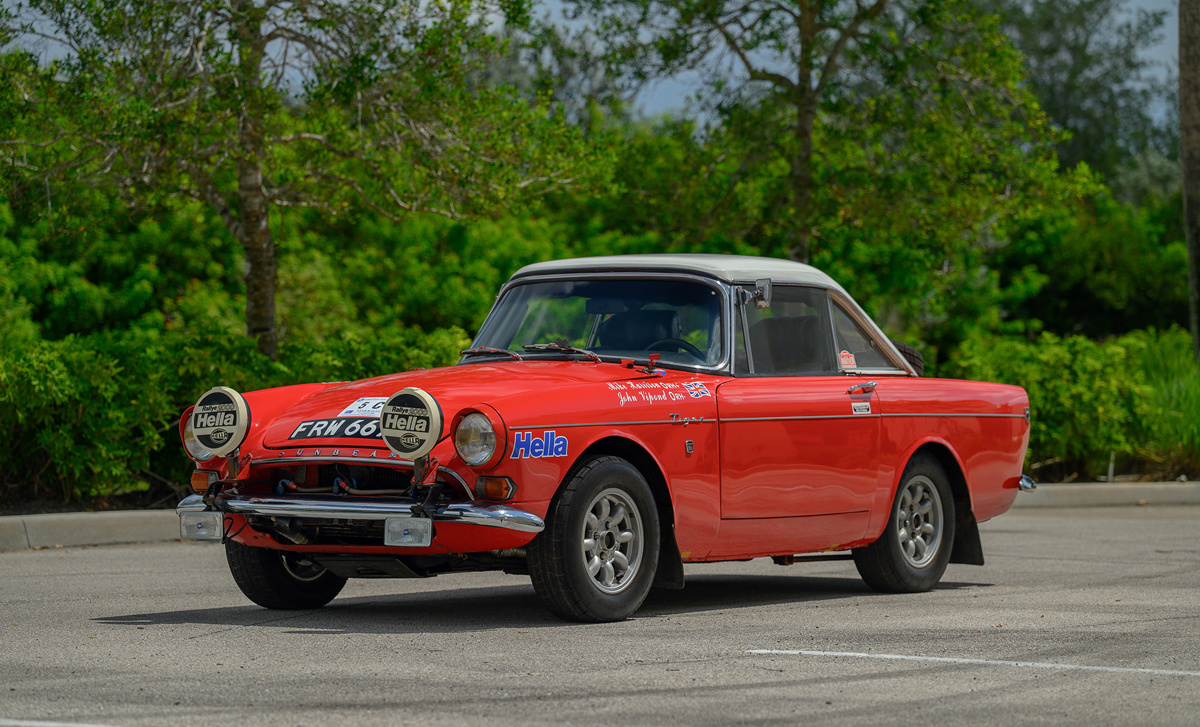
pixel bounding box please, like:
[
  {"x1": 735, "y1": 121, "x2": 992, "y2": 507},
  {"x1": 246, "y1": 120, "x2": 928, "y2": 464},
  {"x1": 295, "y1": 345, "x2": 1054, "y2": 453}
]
[{"x1": 735, "y1": 285, "x2": 836, "y2": 375}]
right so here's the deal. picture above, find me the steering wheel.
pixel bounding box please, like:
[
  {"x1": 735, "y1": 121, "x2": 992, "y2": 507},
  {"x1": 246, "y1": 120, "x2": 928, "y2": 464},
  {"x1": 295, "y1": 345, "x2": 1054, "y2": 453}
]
[{"x1": 646, "y1": 338, "x2": 705, "y2": 359}]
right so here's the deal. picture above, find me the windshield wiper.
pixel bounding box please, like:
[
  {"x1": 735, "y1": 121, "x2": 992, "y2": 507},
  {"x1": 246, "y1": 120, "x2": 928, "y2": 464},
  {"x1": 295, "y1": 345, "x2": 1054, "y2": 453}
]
[
  {"x1": 522, "y1": 338, "x2": 602, "y2": 363},
  {"x1": 460, "y1": 347, "x2": 523, "y2": 361}
]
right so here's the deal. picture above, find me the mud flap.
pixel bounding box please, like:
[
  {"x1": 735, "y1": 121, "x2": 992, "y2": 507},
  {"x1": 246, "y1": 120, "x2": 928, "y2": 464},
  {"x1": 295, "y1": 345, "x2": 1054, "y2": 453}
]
[
  {"x1": 950, "y1": 510, "x2": 985, "y2": 566},
  {"x1": 652, "y1": 527, "x2": 686, "y2": 590}
]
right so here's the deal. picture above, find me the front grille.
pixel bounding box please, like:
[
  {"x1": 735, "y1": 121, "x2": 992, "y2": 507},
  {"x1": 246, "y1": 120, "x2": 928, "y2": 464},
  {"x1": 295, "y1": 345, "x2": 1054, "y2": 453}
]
[
  {"x1": 306, "y1": 519, "x2": 385, "y2": 545},
  {"x1": 317, "y1": 463, "x2": 412, "y2": 493}
]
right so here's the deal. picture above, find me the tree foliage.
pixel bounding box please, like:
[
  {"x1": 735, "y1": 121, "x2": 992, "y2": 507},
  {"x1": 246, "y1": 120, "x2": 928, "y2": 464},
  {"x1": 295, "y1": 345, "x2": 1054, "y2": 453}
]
[
  {"x1": 983, "y1": 0, "x2": 1174, "y2": 179},
  {"x1": 1, "y1": 0, "x2": 604, "y2": 358},
  {"x1": 0, "y1": 0, "x2": 1196, "y2": 504}
]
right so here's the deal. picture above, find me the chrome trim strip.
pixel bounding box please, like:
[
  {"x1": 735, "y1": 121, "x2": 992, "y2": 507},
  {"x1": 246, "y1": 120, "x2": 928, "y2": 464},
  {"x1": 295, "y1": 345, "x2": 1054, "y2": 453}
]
[
  {"x1": 721, "y1": 415, "x2": 878, "y2": 422},
  {"x1": 181, "y1": 495, "x2": 544, "y2": 533},
  {"x1": 721, "y1": 412, "x2": 1026, "y2": 423},
  {"x1": 510, "y1": 418, "x2": 715, "y2": 430},
  {"x1": 254, "y1": 457, "x2": 470, "y2": 495},
  {"x1": 880, "y1": 413, "x2": 1027, "y2": 419}
]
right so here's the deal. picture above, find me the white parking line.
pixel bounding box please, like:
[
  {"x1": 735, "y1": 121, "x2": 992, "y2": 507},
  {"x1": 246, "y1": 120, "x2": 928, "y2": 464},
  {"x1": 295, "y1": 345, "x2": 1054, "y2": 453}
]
[
  {"x1": 747, "y1": 650, "x2": 1200, "y2": 677},
  {"x1": 0, "y1": 719, "x2": 127, "y2": 727}
]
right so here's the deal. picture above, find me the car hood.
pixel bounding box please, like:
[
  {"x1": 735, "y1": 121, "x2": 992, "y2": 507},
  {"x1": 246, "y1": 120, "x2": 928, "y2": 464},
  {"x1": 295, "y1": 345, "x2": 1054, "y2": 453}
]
[{"x1": 261, "y1": 360, "x2": 669, "y2": 449}]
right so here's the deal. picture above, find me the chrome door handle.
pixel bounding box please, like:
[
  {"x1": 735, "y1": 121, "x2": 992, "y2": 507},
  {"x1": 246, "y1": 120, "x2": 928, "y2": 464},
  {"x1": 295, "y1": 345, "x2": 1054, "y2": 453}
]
[{"x1": 847, "y1": 381, "x2": 877, "y2": 395}]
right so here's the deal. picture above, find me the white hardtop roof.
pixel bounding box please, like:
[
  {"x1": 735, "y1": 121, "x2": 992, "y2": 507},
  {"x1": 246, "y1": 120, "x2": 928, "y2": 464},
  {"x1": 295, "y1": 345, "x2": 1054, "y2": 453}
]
[{"x1": 511, "y1": 254, "x2": 848, "y2": 294}]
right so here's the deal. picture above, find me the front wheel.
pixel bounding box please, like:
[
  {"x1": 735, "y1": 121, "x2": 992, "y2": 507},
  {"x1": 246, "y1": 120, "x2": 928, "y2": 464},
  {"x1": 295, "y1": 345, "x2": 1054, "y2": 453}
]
[
  {"x1": 225, "y1": 540, "x2": 347, "y2": 609},
  {"x1": 528, "y1": 456, "x2": 660, "y2": 622},
  {"x1": 854, "y1": 453, "x2": 954, "y2": 593}
]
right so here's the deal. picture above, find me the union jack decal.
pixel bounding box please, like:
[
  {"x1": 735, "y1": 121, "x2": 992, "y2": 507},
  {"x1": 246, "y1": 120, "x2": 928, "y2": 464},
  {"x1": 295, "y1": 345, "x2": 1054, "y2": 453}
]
[{"x1": 683, "y1": 381, "x2": 711, "y2": 398}]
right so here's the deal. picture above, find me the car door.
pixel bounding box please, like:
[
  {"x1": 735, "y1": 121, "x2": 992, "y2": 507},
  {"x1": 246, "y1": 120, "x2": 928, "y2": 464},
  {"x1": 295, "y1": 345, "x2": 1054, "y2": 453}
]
[{"x1": 717, "y1": 285, "x2": 881, "y2": 528}]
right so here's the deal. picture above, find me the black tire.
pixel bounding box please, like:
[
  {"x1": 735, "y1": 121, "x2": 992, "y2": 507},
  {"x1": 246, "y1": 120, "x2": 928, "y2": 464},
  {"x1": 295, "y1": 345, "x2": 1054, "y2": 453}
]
[
  {"x1": 225, "y1": 540, "x2": 347, "y2": 609},
  {"x1": 854, "y1": 453, "x2": 954, "y2": 593},
  {"x1": 528, "y1": 455, "x2": 660, "y2": 622},
  {"x1": 891, "y1": 339, "x2": 924, "y2": 376}
]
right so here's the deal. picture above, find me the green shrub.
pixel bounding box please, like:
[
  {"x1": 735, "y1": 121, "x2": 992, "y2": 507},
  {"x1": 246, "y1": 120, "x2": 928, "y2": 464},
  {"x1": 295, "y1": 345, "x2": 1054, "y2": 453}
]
[
  {"x1": 0, "y1": 326, "x2": 468, "y2": 505},
  {"x1": 946, "y1": 331, "x2": 1160, "y2": 478},
  {"x1": 1122, "y1": 327, "x2": 1200, "y2": 476}
]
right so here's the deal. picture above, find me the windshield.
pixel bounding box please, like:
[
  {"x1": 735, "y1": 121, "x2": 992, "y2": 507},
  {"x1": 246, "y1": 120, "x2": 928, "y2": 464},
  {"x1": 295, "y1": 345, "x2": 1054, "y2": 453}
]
[{"x1": 468, "y1": 278, "x2": 725, "y2": 367}]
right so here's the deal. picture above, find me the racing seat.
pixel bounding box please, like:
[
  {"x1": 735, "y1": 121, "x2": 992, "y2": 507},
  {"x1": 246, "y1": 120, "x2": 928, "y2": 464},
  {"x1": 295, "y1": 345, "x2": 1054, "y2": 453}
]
[{"x1": 598, "y1": 310, "x2": 682, "y2": 351}]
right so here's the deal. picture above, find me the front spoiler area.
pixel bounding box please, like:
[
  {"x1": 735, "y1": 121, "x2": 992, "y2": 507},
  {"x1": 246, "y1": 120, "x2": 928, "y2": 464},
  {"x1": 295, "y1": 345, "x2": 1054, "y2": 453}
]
[{"x1": 176, "y1": 493, "x2": 545, "y2": 542}]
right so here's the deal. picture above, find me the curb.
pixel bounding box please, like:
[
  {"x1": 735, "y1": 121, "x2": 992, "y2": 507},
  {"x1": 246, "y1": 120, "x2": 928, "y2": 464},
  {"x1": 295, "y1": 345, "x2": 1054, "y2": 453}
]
[
  {"x1": 1, "y1": 483, "x2": 1197, "y2": 553},
  {"x1": 0, "y1": 510, "x2": 179, "y2": 552},
  {"x1": 1010, "y1": 482, "x2": 1200, "y2": 509}
]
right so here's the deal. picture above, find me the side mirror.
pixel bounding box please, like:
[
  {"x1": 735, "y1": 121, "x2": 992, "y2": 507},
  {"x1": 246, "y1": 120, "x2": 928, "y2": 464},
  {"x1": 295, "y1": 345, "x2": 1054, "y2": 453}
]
[{"x1": 753, "y1": 278, "x2": 772, "y2": 309}]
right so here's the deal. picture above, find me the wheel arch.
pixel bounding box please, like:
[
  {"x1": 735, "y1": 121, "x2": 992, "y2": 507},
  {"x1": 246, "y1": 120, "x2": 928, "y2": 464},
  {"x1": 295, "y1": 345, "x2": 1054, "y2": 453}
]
[
  {"x1": 909, "y1": 440, "x2": 985, "y2": 566},
  {"x1": 567, "y1": 435, "x2": 685, "y2": 589}
]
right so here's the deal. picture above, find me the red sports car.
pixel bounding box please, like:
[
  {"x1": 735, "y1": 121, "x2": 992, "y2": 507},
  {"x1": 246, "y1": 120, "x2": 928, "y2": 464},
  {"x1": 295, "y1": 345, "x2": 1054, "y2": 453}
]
[{"x1": 178, "y1": 254, "x2": 1034, "y2": 622}]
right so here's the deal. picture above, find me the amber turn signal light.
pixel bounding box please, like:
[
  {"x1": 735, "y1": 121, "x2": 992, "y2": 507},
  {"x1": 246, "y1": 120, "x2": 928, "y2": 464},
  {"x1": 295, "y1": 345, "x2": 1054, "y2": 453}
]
[
  {"x1": 475, "y1": 476, "x2": 516, "y2": 500},
  {"x1": 191, "y1": 470, "x2": 220, "y2": 492}
]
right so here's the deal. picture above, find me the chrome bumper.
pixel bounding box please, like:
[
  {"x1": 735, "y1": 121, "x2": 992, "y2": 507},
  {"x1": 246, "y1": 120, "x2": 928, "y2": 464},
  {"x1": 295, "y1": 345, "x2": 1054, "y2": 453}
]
[
  {"x1": 176, "y1": 493, "x2": 545, "y2": 537},
  {"x1": 1019, "y1": 475, "x2": 1037, "y2": 492}
]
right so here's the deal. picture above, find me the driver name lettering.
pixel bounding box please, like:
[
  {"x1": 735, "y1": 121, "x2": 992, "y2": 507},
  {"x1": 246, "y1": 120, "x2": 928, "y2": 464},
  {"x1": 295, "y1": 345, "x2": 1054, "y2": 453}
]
[
  {"x1": 616, "y1": 388, "x2": 686, "y2": 406},
  {"x1": 636, "y1": 390, "x2": 685, "y2": 404},
  {"x1": 607, "y1": 381, "x2": 680, "y2": 391}
]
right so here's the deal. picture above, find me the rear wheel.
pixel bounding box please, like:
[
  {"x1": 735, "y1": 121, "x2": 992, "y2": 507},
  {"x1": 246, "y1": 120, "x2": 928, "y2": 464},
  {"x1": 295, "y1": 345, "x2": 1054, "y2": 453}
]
[
  {"x1": 854, "y1": 453, "x2": 954, "y2": 592},
  {"x1": 528, "y1": 455, "x2": 660, "y2": 622},
  {"x1": 225, "y1": 540, "x2": 347, "y2": 609}
]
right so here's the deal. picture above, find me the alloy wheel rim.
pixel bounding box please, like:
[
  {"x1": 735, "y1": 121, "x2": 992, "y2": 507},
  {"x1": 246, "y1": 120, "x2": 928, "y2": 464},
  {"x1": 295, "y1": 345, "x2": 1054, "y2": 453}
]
[
  {"x1": 280, "y1": 553, "x2": 327, "y2": 582},
  {"x1": 896, "y1": 475, "x2": 943, "y2": 569},
  {"x1": 580, "y1": 488, "x2": 643, "y2": 594}
]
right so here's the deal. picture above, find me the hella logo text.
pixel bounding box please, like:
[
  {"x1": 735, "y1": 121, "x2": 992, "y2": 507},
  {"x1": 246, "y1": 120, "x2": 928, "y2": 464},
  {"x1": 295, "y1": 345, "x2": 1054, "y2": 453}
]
[
  {"x1": 383, "y1": 413, "x2": 428, "y2": 432},
  {"x1": 510, "y1": 431, "x2": 568, "y2": 459},
  {"x1": 194, "y1": 412, "x2": 235, "y2": 428}
]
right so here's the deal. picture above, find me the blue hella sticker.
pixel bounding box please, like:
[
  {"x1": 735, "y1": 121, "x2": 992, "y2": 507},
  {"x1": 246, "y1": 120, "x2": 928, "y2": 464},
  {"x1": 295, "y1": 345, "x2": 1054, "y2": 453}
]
[{"x1": 510, "y1": 430, "x2": 568, "y2": 459}]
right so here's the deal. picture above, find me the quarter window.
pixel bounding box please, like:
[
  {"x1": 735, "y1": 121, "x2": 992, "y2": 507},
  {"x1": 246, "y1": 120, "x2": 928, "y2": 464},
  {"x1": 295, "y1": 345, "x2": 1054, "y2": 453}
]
[{"x1": 831, "y1": 303, "x2": 896, "y2": 370}]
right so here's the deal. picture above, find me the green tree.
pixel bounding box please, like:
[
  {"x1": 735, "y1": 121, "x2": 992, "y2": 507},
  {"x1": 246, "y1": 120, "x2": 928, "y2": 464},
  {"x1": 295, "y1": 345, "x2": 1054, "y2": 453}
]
[
  {"x1": 982, "y1": 0, "x2": 1172, "y2": 179},
  {"x1": 1, "y1": 1, "x2": 598, "y2": 359},
  {"x1": 563, "y1": 0, "x2": 1073, "y2": 276}
]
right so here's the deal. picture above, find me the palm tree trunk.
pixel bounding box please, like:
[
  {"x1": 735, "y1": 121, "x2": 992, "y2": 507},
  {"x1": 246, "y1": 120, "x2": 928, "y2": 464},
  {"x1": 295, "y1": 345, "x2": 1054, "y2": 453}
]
[{"x1": 1182, "y1": 0, "x2": 1200, "y2": 362}]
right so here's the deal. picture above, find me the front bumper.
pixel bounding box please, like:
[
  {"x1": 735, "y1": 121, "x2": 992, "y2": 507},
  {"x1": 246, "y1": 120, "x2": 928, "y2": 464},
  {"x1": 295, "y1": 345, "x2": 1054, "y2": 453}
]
[{"x1": 176, "y1": 493, "x2": 545, "y2": 542}]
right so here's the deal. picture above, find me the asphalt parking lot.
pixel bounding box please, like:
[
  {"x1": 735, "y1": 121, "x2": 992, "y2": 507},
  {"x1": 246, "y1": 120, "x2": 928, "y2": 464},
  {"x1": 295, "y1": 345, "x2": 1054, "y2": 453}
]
[{"x1": 2, "y1": 505, "x2": 1198, "y2": 727}]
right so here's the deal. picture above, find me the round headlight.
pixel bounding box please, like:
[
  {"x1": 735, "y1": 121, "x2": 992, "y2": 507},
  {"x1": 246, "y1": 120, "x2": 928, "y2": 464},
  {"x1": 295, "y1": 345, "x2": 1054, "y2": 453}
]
[
  {"x1": 454, "y1": 412, "x2": 496, "y2": 467},
  {"x1": 183, "y1": 414, "x2": 216, "y2": 462}
]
